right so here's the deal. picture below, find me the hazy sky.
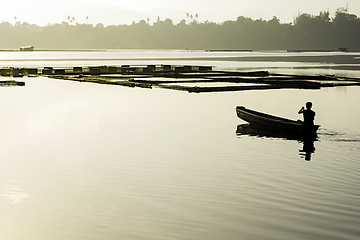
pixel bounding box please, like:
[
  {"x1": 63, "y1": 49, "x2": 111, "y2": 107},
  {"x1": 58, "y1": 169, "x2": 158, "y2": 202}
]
[{"x1": 2, "y1": 0, "x2": 359, "y2": 25}]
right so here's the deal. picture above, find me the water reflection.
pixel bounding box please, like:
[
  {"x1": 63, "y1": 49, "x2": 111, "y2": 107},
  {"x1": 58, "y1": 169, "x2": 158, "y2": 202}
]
[
  {"x1": 2, "y1": 180, "x2": 30, "y2": 204},
  {"x1": 299, "y1": 138, "x2": 316, "y2": 161},
  {"x1": 236, "y1": 124, "x2": 317, "y2": 161}
]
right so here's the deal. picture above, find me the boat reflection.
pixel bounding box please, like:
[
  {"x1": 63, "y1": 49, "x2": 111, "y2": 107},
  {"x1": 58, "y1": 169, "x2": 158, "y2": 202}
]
[{"x1": 236, "y1": 124, "x2": 317, "y2": 161}]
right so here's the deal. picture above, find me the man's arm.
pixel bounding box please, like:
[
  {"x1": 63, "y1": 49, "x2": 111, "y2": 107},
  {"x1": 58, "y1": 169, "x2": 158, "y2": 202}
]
[{"x1": 298, "y1": 106, "x2": 304, "y2": 114}]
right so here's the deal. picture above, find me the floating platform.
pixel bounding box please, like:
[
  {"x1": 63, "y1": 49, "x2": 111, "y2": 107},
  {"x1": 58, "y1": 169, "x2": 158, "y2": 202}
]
[
  {"x1": 1, "y1": 64, "x2": 360, "y2": 92},
  {"x1": 287, "y1": 48, "x2": 350, "y2": 53},
  {"x1": 205, "y1": 49, "x2": 253, "y2": 52}
]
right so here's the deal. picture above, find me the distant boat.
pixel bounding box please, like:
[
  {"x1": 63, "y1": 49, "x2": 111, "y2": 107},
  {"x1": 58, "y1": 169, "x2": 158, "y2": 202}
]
[
  {"x1": 20, "y1": 46, "x2": 34, "y2": 51},
  {"x1": 236, "y1": 106, "x2": 319, "y2": 136}
]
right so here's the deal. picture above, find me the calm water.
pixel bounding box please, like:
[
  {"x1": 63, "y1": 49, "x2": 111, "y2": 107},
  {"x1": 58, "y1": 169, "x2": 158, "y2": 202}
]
[{"x1": 1, "y1": 51, "x2": 360, "y2": 240}]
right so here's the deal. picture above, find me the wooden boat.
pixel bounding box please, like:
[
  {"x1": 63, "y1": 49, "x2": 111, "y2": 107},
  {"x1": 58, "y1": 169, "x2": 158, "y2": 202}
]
[{"x1": 236, "y1": 106, "x2": 319, "y2": 135}]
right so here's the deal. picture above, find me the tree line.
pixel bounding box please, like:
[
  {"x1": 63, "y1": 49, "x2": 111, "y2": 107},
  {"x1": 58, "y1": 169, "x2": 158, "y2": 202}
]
[{"x1": 0, "y1": 9, "x2": 359, "y2": 50}]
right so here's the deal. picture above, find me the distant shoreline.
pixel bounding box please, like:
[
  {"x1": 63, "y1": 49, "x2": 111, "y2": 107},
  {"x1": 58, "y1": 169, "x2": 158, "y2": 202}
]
[{"x1": 1, "y1": 49, "x2": 360, "y2": 53}]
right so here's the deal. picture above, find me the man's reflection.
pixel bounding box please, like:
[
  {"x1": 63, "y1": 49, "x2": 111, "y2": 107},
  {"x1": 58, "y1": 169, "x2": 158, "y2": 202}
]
[{"x1": 299, "y1": 138, "x2": 316, "y2": 161}]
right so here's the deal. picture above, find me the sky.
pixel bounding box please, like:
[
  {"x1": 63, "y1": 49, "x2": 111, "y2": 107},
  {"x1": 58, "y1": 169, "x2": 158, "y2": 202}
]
[{"x1": 1, "y1": 0, "x2": 359, "y2": 26}]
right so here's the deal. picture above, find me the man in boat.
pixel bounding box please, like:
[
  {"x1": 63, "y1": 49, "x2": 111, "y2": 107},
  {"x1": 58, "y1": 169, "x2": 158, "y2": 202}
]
[{"x1": 298, "y1": 102, "x2": 316, "y2": 132}]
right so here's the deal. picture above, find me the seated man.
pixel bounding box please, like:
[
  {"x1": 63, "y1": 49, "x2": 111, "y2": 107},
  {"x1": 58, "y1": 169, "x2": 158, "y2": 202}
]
[{"x1": 298, "y1": 102, "x2": 316, "y2": 131}]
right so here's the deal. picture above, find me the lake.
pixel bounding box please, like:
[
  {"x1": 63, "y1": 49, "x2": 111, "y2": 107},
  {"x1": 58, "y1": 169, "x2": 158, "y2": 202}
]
[{"x1": 0, "y1": 50, "x2": 359, "y2": 240}]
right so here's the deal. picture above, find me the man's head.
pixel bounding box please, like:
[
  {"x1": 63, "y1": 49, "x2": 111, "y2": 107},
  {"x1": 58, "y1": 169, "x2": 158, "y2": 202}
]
[{"x1": 306, "y1": 102, "x2": 312, "y2": 109}]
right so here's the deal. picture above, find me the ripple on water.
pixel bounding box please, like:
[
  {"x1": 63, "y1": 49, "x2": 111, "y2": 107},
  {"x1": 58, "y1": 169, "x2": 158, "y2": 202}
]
[{"x1": 1, "y1": 180, "x2": 30, "y2": 205}]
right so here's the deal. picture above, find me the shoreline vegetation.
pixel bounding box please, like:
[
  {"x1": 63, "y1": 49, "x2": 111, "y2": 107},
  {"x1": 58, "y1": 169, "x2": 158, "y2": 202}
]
[
  {"x1": 2, "y1": 64, "x2": 360, "y2": 92},
  {"x1": 1, "y1": 9, "x2": 360, "y2": 50}
]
